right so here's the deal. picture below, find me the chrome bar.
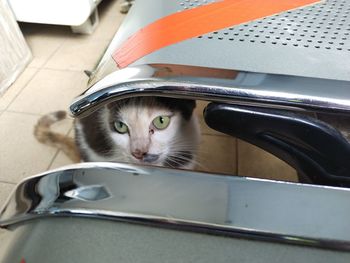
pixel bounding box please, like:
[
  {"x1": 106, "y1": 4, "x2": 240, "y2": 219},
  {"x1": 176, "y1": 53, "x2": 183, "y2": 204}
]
[
  {"x1": 1, "y1": 162, "x2": 350, "y2": 251},
  {"x1": 70, "y1": 64, "x2": 350, "y2": 118}
]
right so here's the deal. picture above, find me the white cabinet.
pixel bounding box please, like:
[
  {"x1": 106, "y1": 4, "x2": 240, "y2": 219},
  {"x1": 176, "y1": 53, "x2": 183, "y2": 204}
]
[{"x1": 8, "y1": 0, "x2": 103, "y2": 34}]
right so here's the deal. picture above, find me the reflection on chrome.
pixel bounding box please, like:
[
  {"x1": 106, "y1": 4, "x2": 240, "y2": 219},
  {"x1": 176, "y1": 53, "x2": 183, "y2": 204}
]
[
  {"x1": 1, "y1": 162, "x2": 350, "y2": 251},
  {"x1": 64, "y1": 185, "x2": 111, "y2": 201},
  {"x1": 70, "y1": 64, "x2": 350, "y2": 118}
]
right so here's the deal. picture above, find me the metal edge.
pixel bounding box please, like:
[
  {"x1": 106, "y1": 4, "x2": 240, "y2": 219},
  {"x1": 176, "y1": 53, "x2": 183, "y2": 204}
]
[
  {"x1": 69, "y1": 64, "x2": 350, "y2": 118},
  {"x1": 2, "y1": 162, "x2": 350, "y2": 251},
  {"x1": 3, "y1": 209, "x2": 350, "y2": 252}
]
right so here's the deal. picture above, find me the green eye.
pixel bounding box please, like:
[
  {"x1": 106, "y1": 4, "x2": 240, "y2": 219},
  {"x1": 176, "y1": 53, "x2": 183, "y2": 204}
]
[
  {"x1": 114, "y1": 121, "x2": 128, "y2": 134},
  {"x1": 152, "y1": 116, "x2": 170, "y2": 130}
]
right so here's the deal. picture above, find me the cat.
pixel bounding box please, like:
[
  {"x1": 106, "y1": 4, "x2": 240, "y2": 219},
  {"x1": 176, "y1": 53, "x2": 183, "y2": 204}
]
[{"x1": 35, "y1": 97, "x2": 201, "y2": 169}]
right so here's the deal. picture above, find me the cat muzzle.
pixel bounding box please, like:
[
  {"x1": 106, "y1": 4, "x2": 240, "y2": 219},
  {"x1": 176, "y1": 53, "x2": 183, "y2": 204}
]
[
  {"x1": 132, "y1": 150, "x2": 159, "y2": 163},
  {"x1": 142, "y1": 154, "x2": 160, "y2": 163}
]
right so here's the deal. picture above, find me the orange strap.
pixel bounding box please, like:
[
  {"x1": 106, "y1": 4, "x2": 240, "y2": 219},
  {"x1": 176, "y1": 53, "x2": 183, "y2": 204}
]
[{"x1": 113, "y1": 0, "x2": 321, "y2": 68}]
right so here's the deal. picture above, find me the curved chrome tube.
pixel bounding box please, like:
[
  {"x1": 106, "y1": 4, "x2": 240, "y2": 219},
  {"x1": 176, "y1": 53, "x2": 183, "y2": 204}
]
[
  {"x1": 70, "y1": 64, "x2": 350, "y2": 118},
  {"x1": 1, "y1": 162, "x2": 350, "y2": 251}
]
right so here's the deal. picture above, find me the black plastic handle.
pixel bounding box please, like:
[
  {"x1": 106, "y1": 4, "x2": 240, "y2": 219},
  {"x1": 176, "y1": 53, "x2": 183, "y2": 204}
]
[{"x1": 204, "y1": 103, "x2": 350, "y2": 187}]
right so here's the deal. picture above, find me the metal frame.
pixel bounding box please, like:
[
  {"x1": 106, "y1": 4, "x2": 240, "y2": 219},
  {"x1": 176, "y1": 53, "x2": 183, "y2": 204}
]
[
  {"x1": 1, "y1": 162, "x2": 350, "y2": 251},
  {"x1": 70, "y1": 64, "x2": 350, "y2": 118},
  {"x1": 16, "y1": 0, "x2": 349, "y2": 254}
]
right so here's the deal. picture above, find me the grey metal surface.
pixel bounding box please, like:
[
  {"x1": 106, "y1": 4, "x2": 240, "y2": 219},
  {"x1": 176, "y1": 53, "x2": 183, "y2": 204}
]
[
  {"x1": 70, "y1": 65, "x2": 350, "y2": 118},
  {"x1": 182, "y1": 0, "x2": 350, "y2": 53},
  {"x1": 2, "y1": 162, "x2": 350, "y2": 250},
  {"x1": 1, "y1": 217, "x2": 350, "y2": 263},
  {"x1": 104, "y1": 0, "x2": 350, "y2": 81},
  {"x1": 199, "y1": 0, "x2": 350, "y2": 51}
]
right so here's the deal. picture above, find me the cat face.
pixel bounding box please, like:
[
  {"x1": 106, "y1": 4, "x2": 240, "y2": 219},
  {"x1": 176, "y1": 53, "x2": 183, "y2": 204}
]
[
  {"x1": 110, "y1": 102, "x2": 178, "y2": 163},
  {"x1": 76, "y1": 97, "x2": 200, "y2": 169},
  {"x1": 107, "y1": 98, "x2": 200, "y2": 168}
]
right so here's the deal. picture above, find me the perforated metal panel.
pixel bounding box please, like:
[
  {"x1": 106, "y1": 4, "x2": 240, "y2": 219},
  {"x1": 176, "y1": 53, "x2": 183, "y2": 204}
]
[
  {"x1": 130, "y1": 0, "x2": 350, "y2": 81},
  {"x1": 181, "y1": 0, "x2": 350, "y2": 52},
  {"x1": 95, "y1": 0, "x2": 350, "y2": 82}
]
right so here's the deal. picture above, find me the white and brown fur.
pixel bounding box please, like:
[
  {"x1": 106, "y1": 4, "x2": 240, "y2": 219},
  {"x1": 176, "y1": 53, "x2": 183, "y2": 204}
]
[
  {"x1": 34, "y1": 111, "x2": 81, "y2": 162},
  {"x1": 35, "y1": 97, "x2": 200, "y2": 169}
]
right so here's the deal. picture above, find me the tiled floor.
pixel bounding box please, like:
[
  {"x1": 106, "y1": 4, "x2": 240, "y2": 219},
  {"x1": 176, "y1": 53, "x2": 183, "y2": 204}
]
[
  {"x1": 0, "y1": 0, "x2": 125, "y2": 208},
  {"x1": 0, "y1": 0, "x2": 298, "y2": 215}
]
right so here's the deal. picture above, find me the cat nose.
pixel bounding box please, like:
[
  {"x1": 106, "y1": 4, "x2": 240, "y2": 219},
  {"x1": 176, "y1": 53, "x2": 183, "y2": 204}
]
[{"x1": 131, "y1": 149, "x2": 146, "y2": 160}]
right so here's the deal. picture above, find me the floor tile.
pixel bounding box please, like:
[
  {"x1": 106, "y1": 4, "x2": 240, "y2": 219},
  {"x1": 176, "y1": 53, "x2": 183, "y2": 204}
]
[
  {"x1": 237, "y1": 140, "x2": 298, "y2": 182},
  {"x1": 196, "y1": 135, "x2": 237, "y2": 175},
  {"x1": 0, "y1": 68, "x2": 38, "y2": 111},
  {"x1": 0, "y1": 182, "x2": 15, "y2": 240},
  {"x1": 91, "y1": 0, "x2": 126, "y2": 41},
  {"x1": 8, "y1": 69, "x2": 88, "y2": 115},
  {"x1": 0, "y1": 112, "x2": 71, "y2": 183},
  {"x1": 195, "y1": 100, "x2": 226, "y2": 136},
  {"x1": 44, "y1": 37, "x2": 111, "y2": 71},
  {"x1": 0, "y1": 230, "x2": 8, "y2": 245},
  {"x1": 0, "y1": 182, "x2": 15, "y2": 208},
  {"x1": 49, "y1": 150, "x2": 76, "y2": 170},
  {"x1": 21, "y1": 23, "x2": 71, "y2": 68}
]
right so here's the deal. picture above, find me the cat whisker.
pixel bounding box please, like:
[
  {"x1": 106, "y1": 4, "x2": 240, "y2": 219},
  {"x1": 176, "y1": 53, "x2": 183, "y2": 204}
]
[
  {"x1": 166, "y1": 153, "x2": 205, "y2": 170},
  {"x1": 163, "y1": 159, "x2": 177, "y2": 169},
  {"x1": 170, "y1": 148, "x2": 208, "y2": 158},
  {"x1": 170, "y1": 142, "x2": 210, "y2": 155},
  {"x1": 164, "y1": 157, "x2": 186, "y2": 168},
  {"x1": 168, "y1": 143, "x2": 199, "y2": 150},
  {"x1": 175, "y1": 154, "x2": 206, "y2": 169},
  {"x1": 170, "y1": 158, "x2": 205, "y2": 170},
  {"x1": 169, "y1": 138, "x2": 197, "y2": 145}
]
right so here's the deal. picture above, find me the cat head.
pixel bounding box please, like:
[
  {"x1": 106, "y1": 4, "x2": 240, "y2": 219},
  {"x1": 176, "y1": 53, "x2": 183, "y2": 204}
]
[{"x1": 102, "y1": 97, "x2": 200, "y2": 169}]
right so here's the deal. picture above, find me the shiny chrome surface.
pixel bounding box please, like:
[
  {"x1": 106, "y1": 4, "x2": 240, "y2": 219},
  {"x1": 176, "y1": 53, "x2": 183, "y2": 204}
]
[
  {"x1": 2, "y1": 162, "x2": 350, "y2": 251},
  {"x1": 70, "y1": 64, "x2": 350, "y2": 118}
]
